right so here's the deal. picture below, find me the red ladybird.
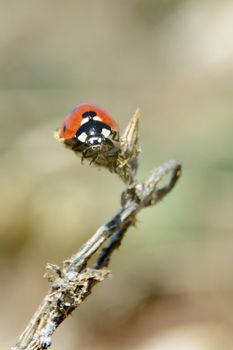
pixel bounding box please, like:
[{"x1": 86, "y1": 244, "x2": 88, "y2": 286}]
[{"x1": 58, "y1": 103, "x2": 119, "y2": 161}]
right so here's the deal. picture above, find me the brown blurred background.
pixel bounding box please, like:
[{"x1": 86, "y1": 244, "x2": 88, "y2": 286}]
[{"x1": 1, "y1": 1, "x2": 233, "y2": 349}]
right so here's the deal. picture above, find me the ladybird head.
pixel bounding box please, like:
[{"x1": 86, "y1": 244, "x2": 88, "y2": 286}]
[{"x1": 75, "y1": 118, "x2": 112, "y2": 149}]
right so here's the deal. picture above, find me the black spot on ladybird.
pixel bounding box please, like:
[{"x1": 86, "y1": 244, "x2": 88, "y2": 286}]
[{"x1": 82, "y1": 111, "x2": 97, "y2": 118}]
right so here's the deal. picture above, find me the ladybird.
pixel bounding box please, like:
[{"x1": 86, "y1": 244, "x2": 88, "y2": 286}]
[{"x1": 58, "y1": 103, "x2": 120, "y2": 162}]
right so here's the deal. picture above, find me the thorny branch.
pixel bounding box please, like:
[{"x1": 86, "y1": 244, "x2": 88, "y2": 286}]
[{"x1": 12, "y1": 110, "x2": 182, "y2": 350}]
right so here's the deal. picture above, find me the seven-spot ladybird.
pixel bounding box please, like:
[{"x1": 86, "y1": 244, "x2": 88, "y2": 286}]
[{"x1": 58, "y1": 103, "x2": 120, "y2": 162}]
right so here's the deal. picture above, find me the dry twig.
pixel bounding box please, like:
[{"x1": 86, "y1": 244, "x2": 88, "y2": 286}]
[{"x1": 12, "y1": 110, "x2": 182, "y2": 350}]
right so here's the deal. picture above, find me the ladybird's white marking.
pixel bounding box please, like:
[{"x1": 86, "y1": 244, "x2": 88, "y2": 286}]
[
  {"x1": 81, "y1": 118, "x2": 89, "y2": 125},
  {"x1": 93, "y1": 116, "x2": 102, "y2": 121},
  {"x1": 89, "y1": 137, "x2": 102, "y2": 145},
  {"x1": 77, "y1": 132, "x2": 88, "y2": 142},
  {"x1": 101, "y1": 128, "x2": 111, "y2": 138}
]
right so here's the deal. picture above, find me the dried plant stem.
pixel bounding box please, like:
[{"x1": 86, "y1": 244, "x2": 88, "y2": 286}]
[{"x1": 12, "y1": 110, "x2": 182, "y2": 350}]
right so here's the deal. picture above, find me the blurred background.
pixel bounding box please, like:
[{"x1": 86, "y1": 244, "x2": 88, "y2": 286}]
[{"x1": 1, "y1": 0, "x2": 233, "y2": 349}]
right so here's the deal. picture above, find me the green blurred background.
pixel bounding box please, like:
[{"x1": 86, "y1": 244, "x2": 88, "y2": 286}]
[{"x1": 1, "y1": 0, "x2": 233, "y2": 349}]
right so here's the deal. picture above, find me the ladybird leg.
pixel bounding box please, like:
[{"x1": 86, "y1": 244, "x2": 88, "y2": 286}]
[
  {"x1": 105, "y1": 138, "x2": 114, "y2": 149},
  {"x1": 112, "y1": 131, "x2": 120, "y2": 141},
  {"x1": 82, "y1": 148, "x2": 96, "y2": 163},
  {"x1": 89, "y1": 153, "x2": 99, "y2": 165},
  {"x1": 81, "y1": 149, "x2": 89, "y2": 163},
  {"x1": 106, "y1": 138, "x2": 120, "y2": 156},
  {"x1": 107, "y1": 137, "x2": 120, "y2": 151}
]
